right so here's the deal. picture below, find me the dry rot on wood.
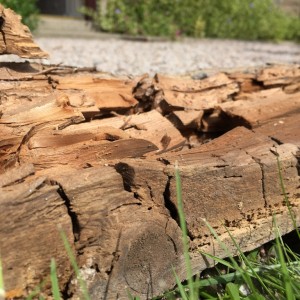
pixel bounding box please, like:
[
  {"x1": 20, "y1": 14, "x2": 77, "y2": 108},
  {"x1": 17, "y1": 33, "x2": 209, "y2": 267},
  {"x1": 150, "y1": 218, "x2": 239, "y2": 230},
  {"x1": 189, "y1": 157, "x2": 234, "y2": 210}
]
[
  {"x1": 0, "y1": 6, "x2": 300, "y2": 299},
  {"x1": 1, "y1": 61, "x2": 299, "y2": 300}
]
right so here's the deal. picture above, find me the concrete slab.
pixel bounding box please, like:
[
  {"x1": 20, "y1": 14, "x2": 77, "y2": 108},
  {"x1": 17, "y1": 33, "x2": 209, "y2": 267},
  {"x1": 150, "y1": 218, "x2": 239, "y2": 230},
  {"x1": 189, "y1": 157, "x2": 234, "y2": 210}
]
[
  {"x1": 33, "y1": 15, "x2": 110, "y2": 39},
  {"x1": 33, "y1": 15, "x2": 168, "y2": 41}
]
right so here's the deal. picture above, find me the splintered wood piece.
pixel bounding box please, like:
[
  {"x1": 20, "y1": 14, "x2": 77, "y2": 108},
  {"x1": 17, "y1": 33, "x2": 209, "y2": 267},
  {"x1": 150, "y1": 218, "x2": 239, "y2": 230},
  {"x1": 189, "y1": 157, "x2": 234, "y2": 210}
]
[
  {"x1": 284, "y1": 82, "x2": 300, "y2": 94},
  {"x1": 254, "y1": 113, "x2": 300, "y2": 147},
  {"x1": 257, "y1": 64, "x2": 300, "y2": 87},
  {"x1": 0, "y1": 4, "x2": 48, "y2": 58},
  {"x1": 0, "y1": 94, "x2": 85, "y2": 170},
  {"x1": 155, "y1": 73, "x2": 239, "y2": 112},
  {"x1": 20, "y1": 138, "x2": 158, "y2": 169},
  {"x1": 53, "y1": 75, "x2": 138, "y2": 110},
  {"x1": 61, "y1": 110, "x2": 185, "y2": 152},
  {"x1": 228, "y1": 71, "x2": 262, "y2": 94},
  {"x1": 0, "y1": 62, "x2": 45, "y2": 80},
  {"x1": 156, "y1": 72, "x2": 234, "y2": 92},
  {"x1": 121, "y1": 110, "x2": 185, "y2": 152},
  {"x1": 181, "y1": 205, "x2": 300, "y2": 283},
  {"x1": 218, "y1": 88, "x2": 300, "y2": 127},
  {"x1": 0, "y1": 80, "x2": 52, "y2": 117},
  {"x1": 28, "y1": 126, "x2": 129, "y2": 149},
  {"x1": 1, "y1": 96, "x2": 84, "y2": 126}
]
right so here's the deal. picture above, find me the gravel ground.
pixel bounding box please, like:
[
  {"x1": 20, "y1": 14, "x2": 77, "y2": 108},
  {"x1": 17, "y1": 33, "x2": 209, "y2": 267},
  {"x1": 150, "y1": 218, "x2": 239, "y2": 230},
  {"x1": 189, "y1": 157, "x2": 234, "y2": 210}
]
[{"x1": 5, "y1": 37, "x2": 300, "y2": 76}]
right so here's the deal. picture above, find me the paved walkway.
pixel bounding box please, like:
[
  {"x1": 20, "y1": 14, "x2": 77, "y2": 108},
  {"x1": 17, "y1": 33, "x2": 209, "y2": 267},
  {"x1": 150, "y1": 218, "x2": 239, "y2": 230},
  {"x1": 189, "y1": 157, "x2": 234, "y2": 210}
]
[{"x1": 33, "y1": 15, "x2": 113, "y2": 39}]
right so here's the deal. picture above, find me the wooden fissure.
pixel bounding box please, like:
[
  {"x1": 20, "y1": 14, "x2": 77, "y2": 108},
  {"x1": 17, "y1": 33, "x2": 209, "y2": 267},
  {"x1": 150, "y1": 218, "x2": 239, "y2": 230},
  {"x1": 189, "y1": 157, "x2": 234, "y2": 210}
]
[{"x1": 52, "y1": 180, "x2": 81, "y2": 242}]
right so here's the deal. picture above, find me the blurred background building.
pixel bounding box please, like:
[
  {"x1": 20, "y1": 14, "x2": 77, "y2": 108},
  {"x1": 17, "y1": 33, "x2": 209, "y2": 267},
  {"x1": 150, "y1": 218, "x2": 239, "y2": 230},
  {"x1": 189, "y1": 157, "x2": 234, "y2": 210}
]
[{"x1": 37, "y1": 0, "x2": 97, "y2": 18}]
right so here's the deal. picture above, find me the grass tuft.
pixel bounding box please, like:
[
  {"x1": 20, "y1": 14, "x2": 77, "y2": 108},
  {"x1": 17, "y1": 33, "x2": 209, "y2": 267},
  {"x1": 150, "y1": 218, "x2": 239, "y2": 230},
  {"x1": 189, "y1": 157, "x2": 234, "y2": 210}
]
[
  {"x1": 0, "y1": 255, "x2": 4, "y2": 300},
  {"x1": 50, "y1": 259, "x2": 61, "y2": 300},
  {"x1": 274, "y1": 217, "x2": 294, "y2": 300},
  {"x1": 175, "y1": 161, "x2": 195, "y2": 299}
]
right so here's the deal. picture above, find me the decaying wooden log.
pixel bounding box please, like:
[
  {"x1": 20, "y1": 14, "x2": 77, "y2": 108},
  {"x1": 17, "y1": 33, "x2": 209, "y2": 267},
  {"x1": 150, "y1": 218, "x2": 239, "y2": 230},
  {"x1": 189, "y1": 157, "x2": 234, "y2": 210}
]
[
  {"x1": 1, "y1": 61, "x2": 299, "y2": 299},
  {"x1": 0, "y1": 20, "x2": 299, "y2": 298}
]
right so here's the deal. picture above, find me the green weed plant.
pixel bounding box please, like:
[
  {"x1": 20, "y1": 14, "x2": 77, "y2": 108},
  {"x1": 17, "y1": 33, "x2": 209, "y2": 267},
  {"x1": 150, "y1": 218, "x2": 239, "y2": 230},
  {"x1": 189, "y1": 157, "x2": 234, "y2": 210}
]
[{"x1": 81, "y1": 0, "x2": 300, "y2": 41}]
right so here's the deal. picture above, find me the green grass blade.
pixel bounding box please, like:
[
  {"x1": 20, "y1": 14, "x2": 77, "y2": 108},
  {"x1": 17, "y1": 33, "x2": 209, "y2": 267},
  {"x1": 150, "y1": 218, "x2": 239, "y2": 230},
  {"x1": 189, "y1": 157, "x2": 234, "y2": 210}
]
[
  {"x1": 175, "y1": 161, "x2": 195, "y2": 299},
  {"x1": 226, "y1": 282, "x2": 240, "y2": 300},
  {"x1": 260, "y1": 272, "x2": 286, "y2": 293},
  {"x1": 0, "y1": 256, "x2": 4, "y2": 300},
  {"x1": 277, "y1": 230, "x2": 293, "y2": 265},
  {"x1": 126, "y1": 290, "x2": 141, "y2": 300},
  {"x1": 202, "y1": 220, "x2": 237, "y2": 268},
  {"x1": 290, "y1": 281, "x2": 300, "y2": 296},
  {"x1": 50, "y1": 259, "x2": 61, "y2": 300},
  {"x1": 224, "y1": 227, "x2": 275, "y2": 299},
  {"x1": 285, "y1": 244, "x2": 300, "y2": 262},
  {"x1": 196, "y1": 260, "x2": 300, "y2": 290},
  {"x1": 198, "y1": 290, "x2": 219, "y2": 299},
  {"x1": 199, "y1": 251, "x2": 234, "y2": 270},
  {"x1": 244, "y1": 294, "x2": 266, "y2": 300},
  {"x1": 193, "y1": 274, "x2": 200, "y2": 300},
  {"x1": 26, "y1": 280, "x2": 47, "y2": 300},
  {"x1": 196, "y1": 272, "x2": 237, "y2": 288},
  {"x1": 59, "y1": 230, "x2": 91, "y2": 300},
  {"x1": 126, "y1": 290, "x2": 135, "y2": 300},
  {"x1": 203, "y1": 220, "x2": 256, "y2": 291},
  {"x1": 173, "y1": 268, "x2": 189, "y2": 300},
  {"x1": 274, "y1": 218, "x2": 294, "y2": 300}
]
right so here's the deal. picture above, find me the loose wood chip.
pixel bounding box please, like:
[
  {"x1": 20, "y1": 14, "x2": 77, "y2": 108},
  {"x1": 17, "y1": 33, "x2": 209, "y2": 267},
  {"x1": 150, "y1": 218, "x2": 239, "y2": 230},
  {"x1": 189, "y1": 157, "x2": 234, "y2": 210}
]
[
  {"x1": 155, "y1": 73, "x2": 239, "y2": 112},
  {"x1": 218, "y1": 88, "x2": 300, "y2": 127},
  {"x1": 54, "y1": 74, "x2": 138, "y2": 110}
]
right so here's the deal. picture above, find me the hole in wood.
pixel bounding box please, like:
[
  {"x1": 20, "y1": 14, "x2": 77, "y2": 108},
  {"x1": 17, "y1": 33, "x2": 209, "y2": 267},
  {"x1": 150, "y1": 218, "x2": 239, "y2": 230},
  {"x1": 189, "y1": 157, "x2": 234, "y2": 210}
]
[{"x1": 0, "y1": 16, "x2": 4, "y2": 30}]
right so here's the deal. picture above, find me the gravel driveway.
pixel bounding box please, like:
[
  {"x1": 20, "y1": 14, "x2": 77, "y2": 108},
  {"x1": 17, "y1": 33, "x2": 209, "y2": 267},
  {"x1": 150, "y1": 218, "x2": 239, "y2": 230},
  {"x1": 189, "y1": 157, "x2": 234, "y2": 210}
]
[{"x1": 7, "y1": 37, "x2": 300, "y2": 76}]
